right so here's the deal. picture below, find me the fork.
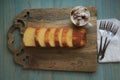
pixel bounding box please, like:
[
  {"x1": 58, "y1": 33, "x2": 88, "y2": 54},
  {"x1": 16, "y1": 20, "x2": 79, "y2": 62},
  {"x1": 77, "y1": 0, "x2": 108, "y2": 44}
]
[
  {"x1": 98, "y1": 21, "x2": 109, "y2": 60},
  {"x1": 98, "y1": 21, "x2": 119, "y2": 60}
]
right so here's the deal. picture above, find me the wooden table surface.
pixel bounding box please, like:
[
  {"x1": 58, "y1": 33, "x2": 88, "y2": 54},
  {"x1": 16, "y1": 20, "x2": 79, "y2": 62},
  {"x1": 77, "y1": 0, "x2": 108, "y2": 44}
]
[{"x1": 0, "y1": 0, "x2": 120, "y2": 80}]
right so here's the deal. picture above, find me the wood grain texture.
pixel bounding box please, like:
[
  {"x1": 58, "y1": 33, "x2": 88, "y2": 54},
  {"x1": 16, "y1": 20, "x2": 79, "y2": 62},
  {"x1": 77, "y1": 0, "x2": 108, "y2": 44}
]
[
  {"x1": 8, "y1": 7, "x2": 97, "y2": 72},
  {"x1": 1, "y1": 0, "x2": 120, "y2": 80}
]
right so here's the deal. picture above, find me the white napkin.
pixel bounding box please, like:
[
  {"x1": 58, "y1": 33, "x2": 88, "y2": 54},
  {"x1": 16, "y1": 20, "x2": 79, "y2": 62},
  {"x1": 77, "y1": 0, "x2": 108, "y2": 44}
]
[{"x1": 97, "y1": 19, "x2": 120, "y2": 63}]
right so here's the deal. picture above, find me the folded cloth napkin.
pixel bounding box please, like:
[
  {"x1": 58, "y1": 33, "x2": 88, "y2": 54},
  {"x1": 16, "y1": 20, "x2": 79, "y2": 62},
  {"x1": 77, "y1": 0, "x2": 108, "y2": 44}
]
[{"x1": 97, "y1": 19, "x2": 120, "y2": 63}]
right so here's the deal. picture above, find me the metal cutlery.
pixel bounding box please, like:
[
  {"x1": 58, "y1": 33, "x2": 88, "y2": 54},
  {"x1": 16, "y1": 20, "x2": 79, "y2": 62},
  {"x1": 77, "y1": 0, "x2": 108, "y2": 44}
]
[{"x1": 98, "y1": 21, "x2": 119, "y2": 60}]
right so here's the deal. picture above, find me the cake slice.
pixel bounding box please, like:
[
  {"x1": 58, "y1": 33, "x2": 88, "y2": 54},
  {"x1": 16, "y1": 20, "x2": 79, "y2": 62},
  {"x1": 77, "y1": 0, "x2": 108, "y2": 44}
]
[
  {"x1": 35, "y1": 27, "x2": 47, "y2": 47},
  {"x1": 62, "y1": 28, "x2": 73, "y2": 47},
  {"x1": 44, "y1": 28, "x2": 56, "y2": 47},
  {"x1": 62, "y1": 28, "x2": 69, "y2": 47},
  {"x1": 23, "y1": 27, "x2": 36, "y2": 47},
  {"x1": 66, "y1": 28, "x2": 73, "y2": 47},
  {"x1": 54, "y1": 28, "x2": 63, "y2": 47}
]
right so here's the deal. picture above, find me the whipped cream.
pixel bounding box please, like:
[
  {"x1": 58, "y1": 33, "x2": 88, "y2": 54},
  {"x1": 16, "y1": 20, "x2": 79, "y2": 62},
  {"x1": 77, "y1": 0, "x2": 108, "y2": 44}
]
[{"x1": 70, "y1": 6, "x2": 90, "y2": 27}]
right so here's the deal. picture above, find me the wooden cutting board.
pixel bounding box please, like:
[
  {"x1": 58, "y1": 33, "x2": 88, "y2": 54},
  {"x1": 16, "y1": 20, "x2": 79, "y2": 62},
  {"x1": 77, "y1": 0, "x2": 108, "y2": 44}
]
[{"x1": 8, "y1": 7, "x2": 97, "y2": 72}]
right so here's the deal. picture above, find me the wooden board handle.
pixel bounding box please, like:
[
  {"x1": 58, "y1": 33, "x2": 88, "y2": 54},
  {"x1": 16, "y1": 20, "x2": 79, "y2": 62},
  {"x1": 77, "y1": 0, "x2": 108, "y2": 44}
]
[{"x1": 7, "y1": 20, "x2": 25, "y2": 54}]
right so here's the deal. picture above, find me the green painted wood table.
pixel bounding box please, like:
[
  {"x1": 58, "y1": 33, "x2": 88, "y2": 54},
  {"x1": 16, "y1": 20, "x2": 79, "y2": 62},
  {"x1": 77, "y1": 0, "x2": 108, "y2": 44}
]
[{"x1": 0, "y1": 0, "x2": 120, "y2": 80}]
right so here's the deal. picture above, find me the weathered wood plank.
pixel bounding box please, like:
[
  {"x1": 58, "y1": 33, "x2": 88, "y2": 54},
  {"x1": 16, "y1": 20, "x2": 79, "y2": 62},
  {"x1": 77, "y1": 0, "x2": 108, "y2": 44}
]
[{"x1": 8, "y1": 7, "x2": 97, "y2": 72}]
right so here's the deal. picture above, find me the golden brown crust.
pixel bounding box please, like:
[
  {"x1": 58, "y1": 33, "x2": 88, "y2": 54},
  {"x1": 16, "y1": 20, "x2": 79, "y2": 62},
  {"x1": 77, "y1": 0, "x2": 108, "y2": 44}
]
[
  {"x1": 72, "y1": 28, "x2": 86, "y2": 47},
  {"x1": 80, "y1": 28, "x2": 86, "y2": 46},
  {"x1": 35, "y1": 27, "x2": 41, "y2": 47},
  {"x1": 72, "y1": 29, "x2": 81, "y2": 47},
  {"x1": 44, "y1": 27, "x2": 56, "y2": 47},
  {"x1": 62, "y1": 28, "x2": 69, "y2": 47},
  {"x1": 45, "y1": 28, "x2": 51, "y2": 47},
  {"x1": 35, "y1": 27, "x2": 48, "y2": 47},
  {"x1": 54, "y1": 28, "x2": 61, "y2": 47}
]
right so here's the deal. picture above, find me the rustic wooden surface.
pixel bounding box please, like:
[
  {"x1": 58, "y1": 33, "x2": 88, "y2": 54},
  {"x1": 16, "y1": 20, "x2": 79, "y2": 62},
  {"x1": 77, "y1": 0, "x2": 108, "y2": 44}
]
[
  {"x1": 8, "y1": 7, "x2": 97, "y2": 72},
  {"x1": 1, "y1": 0, "x2": 120, "y2": 80}
]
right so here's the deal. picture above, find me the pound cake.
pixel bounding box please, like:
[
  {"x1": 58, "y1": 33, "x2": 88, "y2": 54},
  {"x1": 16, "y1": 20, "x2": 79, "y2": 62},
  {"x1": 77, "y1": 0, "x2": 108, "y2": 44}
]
[
  {"x1": 62, "y1": 28, "x2": 73, "y2": 47},
  {"x1": 23, "y1": 27, "x2": 36, "y2": 47},
  {"x1": 54, "y1": 28, "x2": 63, "y2": 47},
  {"x1": 23, "y1": 27, "x2": 86, "y2": 47},
  {"x1": 35, "y1": 27, "x2": 47, "y2": 47}
]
